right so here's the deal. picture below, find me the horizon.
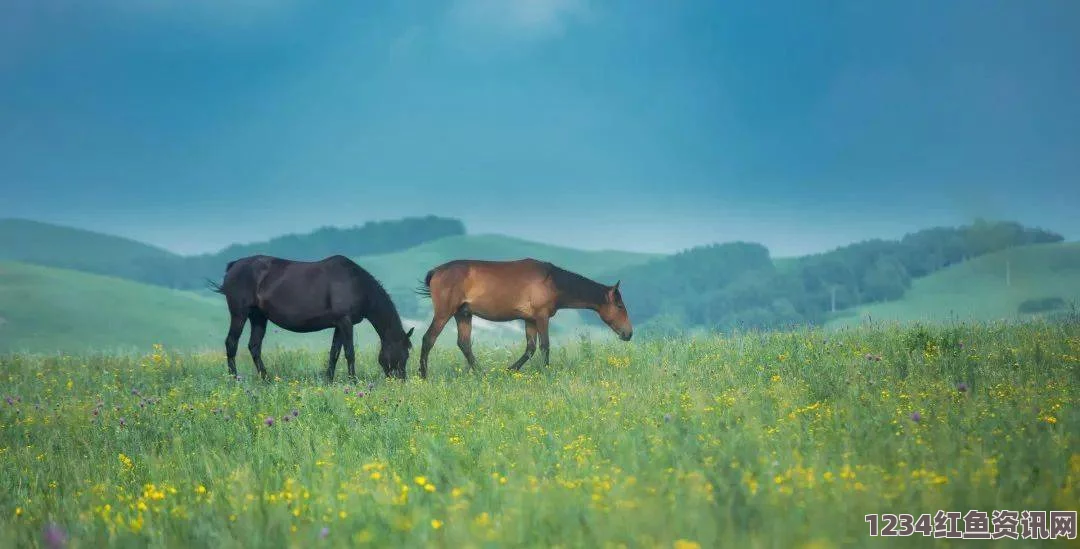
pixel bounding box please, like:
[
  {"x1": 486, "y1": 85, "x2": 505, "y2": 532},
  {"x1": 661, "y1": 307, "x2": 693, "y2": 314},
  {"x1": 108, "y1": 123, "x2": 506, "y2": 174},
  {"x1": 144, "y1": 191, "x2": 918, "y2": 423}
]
[
  {"x1": 2, "y1": 214, "x2": 1073, "y2": 262},
  {"x1": 2, "y1": 1, "x2": 1079, "y2": 257}
]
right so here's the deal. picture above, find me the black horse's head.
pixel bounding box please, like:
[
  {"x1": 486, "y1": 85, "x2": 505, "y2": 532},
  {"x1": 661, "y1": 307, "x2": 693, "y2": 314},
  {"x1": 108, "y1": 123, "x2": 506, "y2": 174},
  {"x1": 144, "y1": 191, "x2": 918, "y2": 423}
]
[{"x1": 379, "y1": 327, "x2": 414, "y2": 379}]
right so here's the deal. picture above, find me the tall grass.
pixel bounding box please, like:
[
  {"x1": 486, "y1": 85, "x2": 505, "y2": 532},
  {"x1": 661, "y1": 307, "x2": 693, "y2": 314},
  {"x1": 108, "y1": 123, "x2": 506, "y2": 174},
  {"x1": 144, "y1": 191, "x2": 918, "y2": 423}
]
[{"x1": 1, "y1": 322, "x2": 1077, "y2": 548}]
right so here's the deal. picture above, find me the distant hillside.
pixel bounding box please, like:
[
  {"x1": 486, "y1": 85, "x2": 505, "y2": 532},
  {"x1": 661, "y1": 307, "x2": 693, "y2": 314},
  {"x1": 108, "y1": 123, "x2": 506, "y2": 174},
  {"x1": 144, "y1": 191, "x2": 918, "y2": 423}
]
[
  {"x1": 0, "y1": 218, "x2": 183, "y2": 284},
  {"x1": 0, "y1": 260, "x2": 596, "y2": 357},
  {"x1": 603, "y1": 220, "x2": 1065, "y2": 334},
  {"x1": 827, "y1": 242, "x2": 1080, "y2": 327},
  {"x1": 0, "y1": 216, "x2": 468, "y2": 290}
]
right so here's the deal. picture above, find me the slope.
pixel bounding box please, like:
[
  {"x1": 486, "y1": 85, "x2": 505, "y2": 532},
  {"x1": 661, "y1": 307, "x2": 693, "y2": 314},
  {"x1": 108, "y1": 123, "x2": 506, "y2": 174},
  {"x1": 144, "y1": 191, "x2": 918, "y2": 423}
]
[{"x1": 827, "y1": 242, "x2": 1080, "y2": 327}]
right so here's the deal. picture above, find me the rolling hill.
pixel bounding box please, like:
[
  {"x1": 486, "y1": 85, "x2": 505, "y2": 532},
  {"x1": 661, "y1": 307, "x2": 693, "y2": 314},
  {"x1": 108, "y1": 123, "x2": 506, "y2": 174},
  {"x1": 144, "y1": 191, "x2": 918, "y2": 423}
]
[
  {"x1": 0, "y1": 218, "x2": 184, "y2": 285},
  {"x1": 0, "y1": 262, "x2": 408, "y2": 355},
  {"x1": 0, "y1": 260, "x2": 607, "y2": 357},
  {"x1": 351, "y1": 233, "x2": 661, "y2": 287},
  {"x1": 827, "y1": 242, "x2": 1080, "y2": 327}
]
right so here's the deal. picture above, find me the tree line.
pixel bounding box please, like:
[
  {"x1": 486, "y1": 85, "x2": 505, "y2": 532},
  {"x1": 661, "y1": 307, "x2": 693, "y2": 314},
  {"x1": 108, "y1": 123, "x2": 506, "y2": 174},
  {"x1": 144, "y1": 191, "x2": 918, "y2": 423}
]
[{"x1": 602, "y1": 220, "x2": 1064, "y2": 334}]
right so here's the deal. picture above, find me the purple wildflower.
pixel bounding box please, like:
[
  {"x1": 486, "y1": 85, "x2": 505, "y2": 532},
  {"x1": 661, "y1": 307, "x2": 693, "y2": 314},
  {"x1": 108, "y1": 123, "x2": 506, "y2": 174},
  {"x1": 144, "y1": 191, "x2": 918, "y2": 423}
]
[
  {"x1": 663, "y1": 413, "x2": 672, "y2": 423},
  {"x1": 131, "y1": 388, "x2": 139, "y2": 396},
  {"x1": 357, "y1": 391, "x2": 365, "y2": 398},
  {"x1": 291, "y1": 409, "x2": 299, "y2": 418},
  {"x1": 42, "y1": 523, "x2": 67, "y2": 549},
  {"x1": 4, "y1": 396, "x2": 13, "y2": 406},
  {"x1": 118, "y1": 417, "x2": 126, "y2": 427},
  {"x1": 320, "y1": 526, "x2": 330, "y2": 539},
  {"x1": 956, "y1": 382, "x2": 968, "y2": 393},
  {"x1": 910, "y1": 411, "x2": 921, "y2": 423},
  {"x1": 367, "y1": 382, "x2": 375, "y2": 391},
  {"x1": 282, "y1": 415, "x2": 291, "y2": 423},
  {"x1": 264, "y1": 416, "x2": 275, "y2": 427}
]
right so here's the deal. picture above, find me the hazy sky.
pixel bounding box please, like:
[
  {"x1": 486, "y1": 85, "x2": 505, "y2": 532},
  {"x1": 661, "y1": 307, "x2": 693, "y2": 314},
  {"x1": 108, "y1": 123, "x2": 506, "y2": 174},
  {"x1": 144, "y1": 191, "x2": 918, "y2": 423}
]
[{"x1": 2, "y1": 0, "x2": 1077, "y2": 257}]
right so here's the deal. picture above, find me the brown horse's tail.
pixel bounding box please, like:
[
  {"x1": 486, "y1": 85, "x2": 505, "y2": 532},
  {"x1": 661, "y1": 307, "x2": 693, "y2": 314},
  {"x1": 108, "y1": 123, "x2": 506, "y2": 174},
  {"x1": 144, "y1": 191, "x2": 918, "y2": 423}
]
[{"x1": 414, "y1": 269, "x2": 435, "y2": 298}]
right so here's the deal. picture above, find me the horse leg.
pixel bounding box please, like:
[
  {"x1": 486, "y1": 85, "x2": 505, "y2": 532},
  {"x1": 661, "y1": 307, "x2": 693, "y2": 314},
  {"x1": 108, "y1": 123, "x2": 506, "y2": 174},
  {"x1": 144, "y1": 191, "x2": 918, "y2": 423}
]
[
  {"x1": 419, "y1": 311, "x2": 452, "y2": 379},
  {"x1": 508, "y1": 320, "x2": 538, "y2": 371},
  {"x1": 454, "y1": 309, "x2": 477, "y2": 371},
  {"x1": 536, "y1": 315, "x2": 551, "y2": 366},
  {"x1": 338, "y1": 319, "x2": 357, "y2": 381},
  {"x1": 225, "y1": 313, "x2": 247, "y2": 377},
  {"x1": 247, "y1": 312, "x2": 270, "y2": 380},
  {"x1": 325, "y1": 327, "x2": 343, "y2": 382}
]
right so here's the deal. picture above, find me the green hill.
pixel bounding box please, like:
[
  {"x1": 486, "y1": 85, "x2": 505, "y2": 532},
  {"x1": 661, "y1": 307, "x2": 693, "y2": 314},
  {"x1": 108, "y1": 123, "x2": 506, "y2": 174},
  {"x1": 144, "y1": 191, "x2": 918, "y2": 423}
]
[
  {"x1": 0, "y1": 262, "x2": 398, "y2": 355},
  {"x1": 353, "y1": 233, "x2": 659, "y2": 288},
  {"x1": 0, "y1": 218, "x2": 184, "y2": 285},
  {"x1": 827, "y1": 242, "x2": 1080, "y2": 327}
]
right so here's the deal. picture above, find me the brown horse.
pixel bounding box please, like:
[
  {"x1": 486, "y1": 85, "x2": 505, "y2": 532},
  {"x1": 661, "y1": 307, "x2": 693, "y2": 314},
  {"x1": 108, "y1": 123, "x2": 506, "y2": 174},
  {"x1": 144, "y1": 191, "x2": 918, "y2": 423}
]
[{"x1": 415, "y1": 258, "x2": 632, "y2": 378}]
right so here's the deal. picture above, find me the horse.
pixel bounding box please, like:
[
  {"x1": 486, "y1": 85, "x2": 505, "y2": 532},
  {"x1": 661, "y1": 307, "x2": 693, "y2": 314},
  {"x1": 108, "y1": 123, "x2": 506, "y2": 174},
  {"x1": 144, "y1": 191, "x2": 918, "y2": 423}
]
[
  {"x1": 414, "y1": 258, "x2": 632, "y2": 378},
  {"x1": 207, "y1": 254, "x2": 414, "y2": 381}
]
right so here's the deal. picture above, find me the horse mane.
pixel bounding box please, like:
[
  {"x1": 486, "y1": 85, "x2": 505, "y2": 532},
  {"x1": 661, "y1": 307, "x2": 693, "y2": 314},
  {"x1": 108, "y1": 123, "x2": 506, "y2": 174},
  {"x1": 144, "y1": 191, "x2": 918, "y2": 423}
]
[
  {"x1": 348, "y1": 262, "x2": 407, "y2": 337},
  {"x1": 545, "y1": 263, "x2": 609, "y2": 307}
]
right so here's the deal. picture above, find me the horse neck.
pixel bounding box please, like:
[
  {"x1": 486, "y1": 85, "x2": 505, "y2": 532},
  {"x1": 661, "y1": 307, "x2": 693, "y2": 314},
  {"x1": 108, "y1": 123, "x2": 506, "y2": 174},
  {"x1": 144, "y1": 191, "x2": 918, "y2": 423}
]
[
  {"x1": 553, "y1": 271, "x2": 608, "y2": 311},
  {"x1": 365, "y1": 293, "x2": 405, "y2": 343}
]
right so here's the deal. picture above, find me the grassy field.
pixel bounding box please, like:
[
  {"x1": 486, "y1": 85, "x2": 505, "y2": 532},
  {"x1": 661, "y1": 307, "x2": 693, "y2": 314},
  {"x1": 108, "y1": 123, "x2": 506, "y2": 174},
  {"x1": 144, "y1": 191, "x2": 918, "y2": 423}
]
[
  {"x1": 1, "y1": 321, "x2": 1076, "y2": 547},
  {"x1": 829, "y1": 243, "x2": 1080, "y2": 328}
]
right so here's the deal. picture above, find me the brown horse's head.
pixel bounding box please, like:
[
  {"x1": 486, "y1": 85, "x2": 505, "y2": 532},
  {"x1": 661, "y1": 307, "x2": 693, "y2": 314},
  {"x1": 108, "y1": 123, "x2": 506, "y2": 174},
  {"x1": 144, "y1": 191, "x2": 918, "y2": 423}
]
[
  {"x1": 379, "y1": 327, "x2": 414, "y2": 379},
  {"x1": 597, "y1": 281, "x2": 632, "y2": 341}
]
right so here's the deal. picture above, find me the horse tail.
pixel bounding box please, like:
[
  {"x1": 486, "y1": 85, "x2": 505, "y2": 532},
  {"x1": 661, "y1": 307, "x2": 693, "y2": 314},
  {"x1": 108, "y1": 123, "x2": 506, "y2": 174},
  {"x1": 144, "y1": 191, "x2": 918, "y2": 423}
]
[
  {"x1": 206, "y1": 259, "x2": 239, "y2": 294},
  {"x1": 206, "y1": 278, "x2": 226, "y2": 294},
  {"x1": 414, "y1": 268, "x2": 435, "y2": 298}
]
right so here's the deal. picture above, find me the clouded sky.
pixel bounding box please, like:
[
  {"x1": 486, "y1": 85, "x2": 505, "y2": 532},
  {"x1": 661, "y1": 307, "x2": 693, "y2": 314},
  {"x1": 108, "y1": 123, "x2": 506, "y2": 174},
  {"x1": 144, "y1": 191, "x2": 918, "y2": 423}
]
[{"x1": 2, "y1": 0, "x2": 1077, "y2": 257}]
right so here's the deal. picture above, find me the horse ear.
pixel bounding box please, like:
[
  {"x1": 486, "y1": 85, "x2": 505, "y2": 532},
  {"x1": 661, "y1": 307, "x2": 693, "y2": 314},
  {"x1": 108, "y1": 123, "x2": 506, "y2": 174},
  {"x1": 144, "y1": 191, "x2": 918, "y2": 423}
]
[
  {"x1": 613, "y1": 280, "x2": 621, "y2": 292},
  {"x1": 406, "y1": 327, "x2": 415, "y2": 339}
]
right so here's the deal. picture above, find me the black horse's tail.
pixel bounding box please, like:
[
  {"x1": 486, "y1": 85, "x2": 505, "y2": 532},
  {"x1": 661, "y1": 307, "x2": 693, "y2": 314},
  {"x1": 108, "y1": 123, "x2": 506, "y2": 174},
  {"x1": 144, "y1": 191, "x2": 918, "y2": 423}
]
[
  {"x1": 206, "y1": 259, "x2": 238, "y2": 295},
  {"x1": 414, "y1": 268, "x2": 434, "y2": 298},
  {"x1": 206, "y1": 278, "x2": 226, "y2": 294}
]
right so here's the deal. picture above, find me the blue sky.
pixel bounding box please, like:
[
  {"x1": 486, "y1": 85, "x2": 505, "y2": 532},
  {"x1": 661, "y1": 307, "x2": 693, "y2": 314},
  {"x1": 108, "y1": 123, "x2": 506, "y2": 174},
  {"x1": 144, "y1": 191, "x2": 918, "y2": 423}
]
[{"x1": 1, "y1": 0, "x2": 1077, "y2": 257}]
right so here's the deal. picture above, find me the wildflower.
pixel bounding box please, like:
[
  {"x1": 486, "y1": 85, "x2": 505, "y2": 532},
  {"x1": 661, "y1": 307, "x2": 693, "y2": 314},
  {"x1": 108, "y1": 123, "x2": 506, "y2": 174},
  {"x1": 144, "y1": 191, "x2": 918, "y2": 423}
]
[
  {"x1": 367, "y1": 382, "x2": 375, "y2": 391},
  {"x1": 119, "y1": 453, "x2": 134, "y2": 470},
  {"x1": 770, "y1": 374, "x2": 781, "y2": 382},
  {"x1": 42, "y1": 523, "x2": 67, "y2": 549},
  {"x1": 956, "y1": 382, "x2": 968, "y2": 393},
  {"x1": 282, "y1": 415, "x2": 291, "y2": 423},
  {"x1": 910, "y1": 412, "x2": 921, "y2": 423},
  {"x1": 4, "y1": 396, "x2": 13, "y2": 406},
  {"x1": 118, "y1": 417, "x2": 126, "y2": 427},
  {"x1": 196, "y1": 484, "x2": 207, "y2": 494},
  {"x1": 15, "y1": 507, "x2": 22, "y2": 517},
  {"x1": 291, "y1": 409, "x2": 299, "y2": 418},
  {"x1": 414, "y1": 476, "x2": 427, "y2": 486},
  {"x1": 320, "y1": 526, "x2": 329, "y2": 539},
  {"x1": 865, "y1": 353, "x2": 873, "y2": 361},
  {"x1": 1045, "y1": 416, "x2": 1057, "y2": 425},
  {"x1": 357, "y1": 391, "x2": 365, "y2": 398},
  {"x1": 663, "y1": 413, "x2": 672, "y2": 423},
  {"x1": 265, "y1": 417, "x2": 275, "y2": 427},
  {"x1": 674, "y1": 540, "x2": 701, "y2": 549},
  {"x1": 431, "y1": 519, "x2": 443, "y2": 529}
]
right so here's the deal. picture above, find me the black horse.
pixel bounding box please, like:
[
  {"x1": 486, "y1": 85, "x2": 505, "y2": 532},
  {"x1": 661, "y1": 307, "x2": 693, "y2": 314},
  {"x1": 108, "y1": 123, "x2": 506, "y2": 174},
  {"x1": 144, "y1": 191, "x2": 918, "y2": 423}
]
[{"x1": 208, "y1": 254, "x2": 413, "y2": 381}]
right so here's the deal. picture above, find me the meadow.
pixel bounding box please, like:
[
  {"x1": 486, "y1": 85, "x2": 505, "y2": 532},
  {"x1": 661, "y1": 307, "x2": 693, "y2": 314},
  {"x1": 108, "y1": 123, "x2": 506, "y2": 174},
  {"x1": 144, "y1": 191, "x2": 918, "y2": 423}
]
[{"x1": 1, "y1": 321, "x2": 1077, "y2": 548}]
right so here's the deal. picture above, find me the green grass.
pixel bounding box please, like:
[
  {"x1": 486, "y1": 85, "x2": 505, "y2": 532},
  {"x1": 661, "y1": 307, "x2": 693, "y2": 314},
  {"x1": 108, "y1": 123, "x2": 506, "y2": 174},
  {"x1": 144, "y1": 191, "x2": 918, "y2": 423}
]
[
  {"x1": 829, "y1": 242, "x2": 1080, "y2": 328},
  {"x1": 1, "y1": 322, "x2": 1076, "y2": 547}
]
